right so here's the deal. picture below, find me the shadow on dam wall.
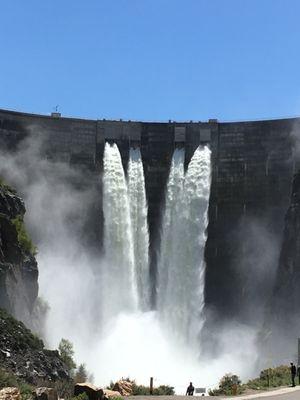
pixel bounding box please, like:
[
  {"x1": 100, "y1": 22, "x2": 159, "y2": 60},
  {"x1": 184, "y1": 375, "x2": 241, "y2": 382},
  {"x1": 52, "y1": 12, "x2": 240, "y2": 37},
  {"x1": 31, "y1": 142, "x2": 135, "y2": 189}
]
[{"x1": 0, "y1": 108, "x2": 299, "y2": 325}]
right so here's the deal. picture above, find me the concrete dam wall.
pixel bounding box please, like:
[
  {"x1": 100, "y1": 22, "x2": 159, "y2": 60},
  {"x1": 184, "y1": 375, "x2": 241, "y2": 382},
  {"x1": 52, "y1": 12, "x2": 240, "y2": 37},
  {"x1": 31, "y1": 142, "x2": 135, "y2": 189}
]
[{"x1": 0, "y1": 108, "x2": 298, "y2": 327}]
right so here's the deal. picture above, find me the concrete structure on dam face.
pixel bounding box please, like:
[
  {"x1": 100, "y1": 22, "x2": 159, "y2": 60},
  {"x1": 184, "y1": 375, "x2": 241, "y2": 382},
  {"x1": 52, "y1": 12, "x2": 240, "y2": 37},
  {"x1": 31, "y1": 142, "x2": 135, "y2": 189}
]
[{"x1": 0, "y1": 108, "x2": 299, "y2": 322}]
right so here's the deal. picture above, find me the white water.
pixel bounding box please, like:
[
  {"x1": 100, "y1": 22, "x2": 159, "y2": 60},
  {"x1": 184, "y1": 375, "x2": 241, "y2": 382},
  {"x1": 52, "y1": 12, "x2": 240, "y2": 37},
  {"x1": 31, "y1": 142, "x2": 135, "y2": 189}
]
[
  {"x1": 102, "y1": 142, "x2": 137, "y2": 317},
  {"x1": 157, "y1": 145, "x2": 211, "y2": 348},
  {"x1": 128, "y1": 148, "x2": 150, "y2": 310}
]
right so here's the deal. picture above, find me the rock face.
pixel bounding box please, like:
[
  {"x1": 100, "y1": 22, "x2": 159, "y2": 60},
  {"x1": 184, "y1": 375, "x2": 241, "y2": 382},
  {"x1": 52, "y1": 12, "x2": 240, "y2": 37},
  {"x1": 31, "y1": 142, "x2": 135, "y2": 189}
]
[
  {"x1": 0, "y1": 183, "x2": 38, "y2": 324},
  {"x1": 0, "y1": 308, "x2": 69, "y2": 384},
  {"x1": 112, "y1": 380, "x2": 133, "y2": 396}
]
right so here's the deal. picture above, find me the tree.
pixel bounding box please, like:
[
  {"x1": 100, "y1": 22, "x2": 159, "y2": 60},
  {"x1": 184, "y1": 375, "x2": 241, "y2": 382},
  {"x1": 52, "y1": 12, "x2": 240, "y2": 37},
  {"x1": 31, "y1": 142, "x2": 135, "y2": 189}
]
[
  {"x1": 209, "y1": 373, "x2": 243, "y2": 396},
  {"x1": 58, "y1": 338, "x2": 77, "y2": 375},
  {"x1": 75, "y1": 364, "x2": 88, "y2": 383}
]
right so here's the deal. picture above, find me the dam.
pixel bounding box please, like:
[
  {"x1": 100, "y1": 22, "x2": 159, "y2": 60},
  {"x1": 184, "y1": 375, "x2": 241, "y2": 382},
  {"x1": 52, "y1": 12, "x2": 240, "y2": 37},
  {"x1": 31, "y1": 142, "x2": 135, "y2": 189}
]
[
  {"x1": 0, "y1": 105, "x2": 300, "y2": 384},
  {"x1": 0, "y1": 108, "x2": 297, "y2": 319}
]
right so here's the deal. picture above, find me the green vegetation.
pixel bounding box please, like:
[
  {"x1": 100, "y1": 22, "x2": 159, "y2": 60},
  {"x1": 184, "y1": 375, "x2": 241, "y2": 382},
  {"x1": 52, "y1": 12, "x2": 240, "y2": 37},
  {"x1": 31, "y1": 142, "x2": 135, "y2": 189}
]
[
  {"x1": 0, "y1": 368, "x2": 33, "y2": 400},
  {"x1": 132, "y1": 383, "x2": 175, "y2": 395},
  {"x1": 209, "y1": 366, "x2": 293, "y2": 396},
  {"x1": 209, "y1": 373, "x2": 244, "y2": 396},
  {"x1": 0, "y1": 368, "x2": 19, "y2": 388},
  {"x1": 69, "y1": 391, "x2": 89, "y2": 400},
  {"x1": 11, "y1": 215, "x2": 37, "y2": 256},
  {"x1": 107, "y1": 378, "x2": 175, "y2": 396},
  {"x1": 59, "y1": 339, "x2": 77, "y2": 376},
  {"x1": 0, "y1": 308, "x2": 44, "y2": 351},
  {"x1": 246, "y1": 365, "x2": 291, "y2": 389},
  {"x1": 0, "y1": 176, "x2": 37, "y2": 256}
]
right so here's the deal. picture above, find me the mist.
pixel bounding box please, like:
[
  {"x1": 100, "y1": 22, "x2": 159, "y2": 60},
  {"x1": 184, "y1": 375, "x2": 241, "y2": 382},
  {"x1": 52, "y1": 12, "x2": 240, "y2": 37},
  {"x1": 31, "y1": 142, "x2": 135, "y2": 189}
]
[{"x1": 0, "y1": 131, "x2": 265, "y2": 393}]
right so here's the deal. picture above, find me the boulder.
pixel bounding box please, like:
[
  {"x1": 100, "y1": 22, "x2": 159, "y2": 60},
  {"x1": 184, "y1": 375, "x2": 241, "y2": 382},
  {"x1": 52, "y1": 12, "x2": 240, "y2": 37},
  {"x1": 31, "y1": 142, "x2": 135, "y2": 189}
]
[
  {"x1": 34, "y1": 388, "x2": 58, "y2": 400},
  {"x1": 74, "y1": 383, "x2": 103, "y2": 400},
  {"x1": 0, "y1": 387, "x2": 20, "y2": 400},
  {"x1": 113, "y1": 381, "x2": 133, "y2": 396},
  {"x1": 103, "y1": 389, "x2": 121, "y2": 398}
]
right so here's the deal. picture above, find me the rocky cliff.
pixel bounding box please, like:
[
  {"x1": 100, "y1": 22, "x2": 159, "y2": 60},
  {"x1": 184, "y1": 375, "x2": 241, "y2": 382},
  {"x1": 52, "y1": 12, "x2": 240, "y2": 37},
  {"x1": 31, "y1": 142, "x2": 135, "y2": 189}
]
[
  {"x1": 0, "y1": 180, "x2": 38, "y2": 325},
  {"x1": 0, "y1": 307, "x2": 69, "y2": 384}
]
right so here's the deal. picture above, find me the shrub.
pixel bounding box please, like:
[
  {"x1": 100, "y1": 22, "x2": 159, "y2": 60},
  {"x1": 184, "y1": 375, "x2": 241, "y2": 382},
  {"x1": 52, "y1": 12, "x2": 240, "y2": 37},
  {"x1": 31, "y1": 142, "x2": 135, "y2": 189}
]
[
  {"x1": 19, "y1": 382, "x2": 34, "y2": 400},
  {"x1": 153, "y1": 385, "x2": 175, "y2": 395},
  {"x1": 0, "y1": 368, "x2": 19, "y2": 388},
  {"x1": 209, "y1": 373, "x2": 244, "y2": 396},
  {"x1": 107, "y1": 378, "x2": 174, "y2": 396},
  {"x1": 246, "y1": 365, "x2": 291, "y2": 389},
  {"x1": 70, "y1": 392, "x2": 89, "y2": 400}
]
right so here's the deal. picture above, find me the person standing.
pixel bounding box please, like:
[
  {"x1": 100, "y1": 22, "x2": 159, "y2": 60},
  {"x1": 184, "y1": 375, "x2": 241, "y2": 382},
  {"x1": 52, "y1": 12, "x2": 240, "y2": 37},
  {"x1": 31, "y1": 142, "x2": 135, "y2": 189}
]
[
  {"x1": 290, "y1": 362, "x2": 296, "y2": 387},
  {"x1": 186, "y1": 382, "x2": 195, "y2": 396}
]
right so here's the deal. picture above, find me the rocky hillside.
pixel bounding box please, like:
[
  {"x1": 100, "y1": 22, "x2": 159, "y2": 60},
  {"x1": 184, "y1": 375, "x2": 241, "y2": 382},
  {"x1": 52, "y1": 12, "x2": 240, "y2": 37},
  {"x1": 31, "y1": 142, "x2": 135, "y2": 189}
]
[
  {"x1": 0, "y1": 179, "x2": 38, "y2": 325},
  {"x1": 0, "y1": 307, "x2": 69, "y2": 384}
]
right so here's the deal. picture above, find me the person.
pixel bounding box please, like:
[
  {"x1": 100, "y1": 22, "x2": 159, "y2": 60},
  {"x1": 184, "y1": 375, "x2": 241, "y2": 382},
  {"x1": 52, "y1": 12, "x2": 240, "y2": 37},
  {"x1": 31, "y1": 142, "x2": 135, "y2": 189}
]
[
  {"x1": 290, "y1": 362, "x2": 296, "y2": 387},
  {"x1": 297, "y1": 365, "x2": 300, "y2": 385},
  {"x1": 186, "y1": 382, "x2": 195, "y2": 396}
]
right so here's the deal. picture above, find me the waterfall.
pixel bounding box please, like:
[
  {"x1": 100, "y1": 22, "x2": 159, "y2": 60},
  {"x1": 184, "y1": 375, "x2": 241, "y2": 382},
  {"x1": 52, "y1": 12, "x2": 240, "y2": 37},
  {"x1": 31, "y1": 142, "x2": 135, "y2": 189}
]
[
  {"x1": 128, "y1": 148, "x2": 150, "y2": 310},
  {"x1": 102, "y1": 143, "x2": 150, "y2": 316},
  {"x1": 157, "y1": 148, "x2": 185, "y2": 310},
  {"x1": 157, "y1": 145, "x2": 211, "y2": 346},
  {"x1": 102, "y1": 142, "x2": 137, "y2": 316}
]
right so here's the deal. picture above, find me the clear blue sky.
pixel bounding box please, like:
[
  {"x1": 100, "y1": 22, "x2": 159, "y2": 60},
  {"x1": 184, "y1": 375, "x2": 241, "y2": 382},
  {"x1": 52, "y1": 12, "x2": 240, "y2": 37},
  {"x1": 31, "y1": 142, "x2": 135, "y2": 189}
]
[{"x1": 1, "y1": 0, "x2": 300, "y2": 122}]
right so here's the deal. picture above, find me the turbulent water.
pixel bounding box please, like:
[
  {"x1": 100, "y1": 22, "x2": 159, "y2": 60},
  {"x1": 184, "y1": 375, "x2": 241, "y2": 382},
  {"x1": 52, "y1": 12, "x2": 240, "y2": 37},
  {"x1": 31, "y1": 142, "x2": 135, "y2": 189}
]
[
  {"x1": 157, "y1": 145, "x2": 211, "y2": 347},
  {"x1": 102, "y1": 143, "x2": 150, "y2": 316},
  {"x1": 128, "y1": 148, "x2": 150, "y2": 310},
  {"x1": 102, "y1": 143, "x2": 211, "y2": 345},
  {"x1": 102, "y1": 142, "x2": 137, "y2": 316}
]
